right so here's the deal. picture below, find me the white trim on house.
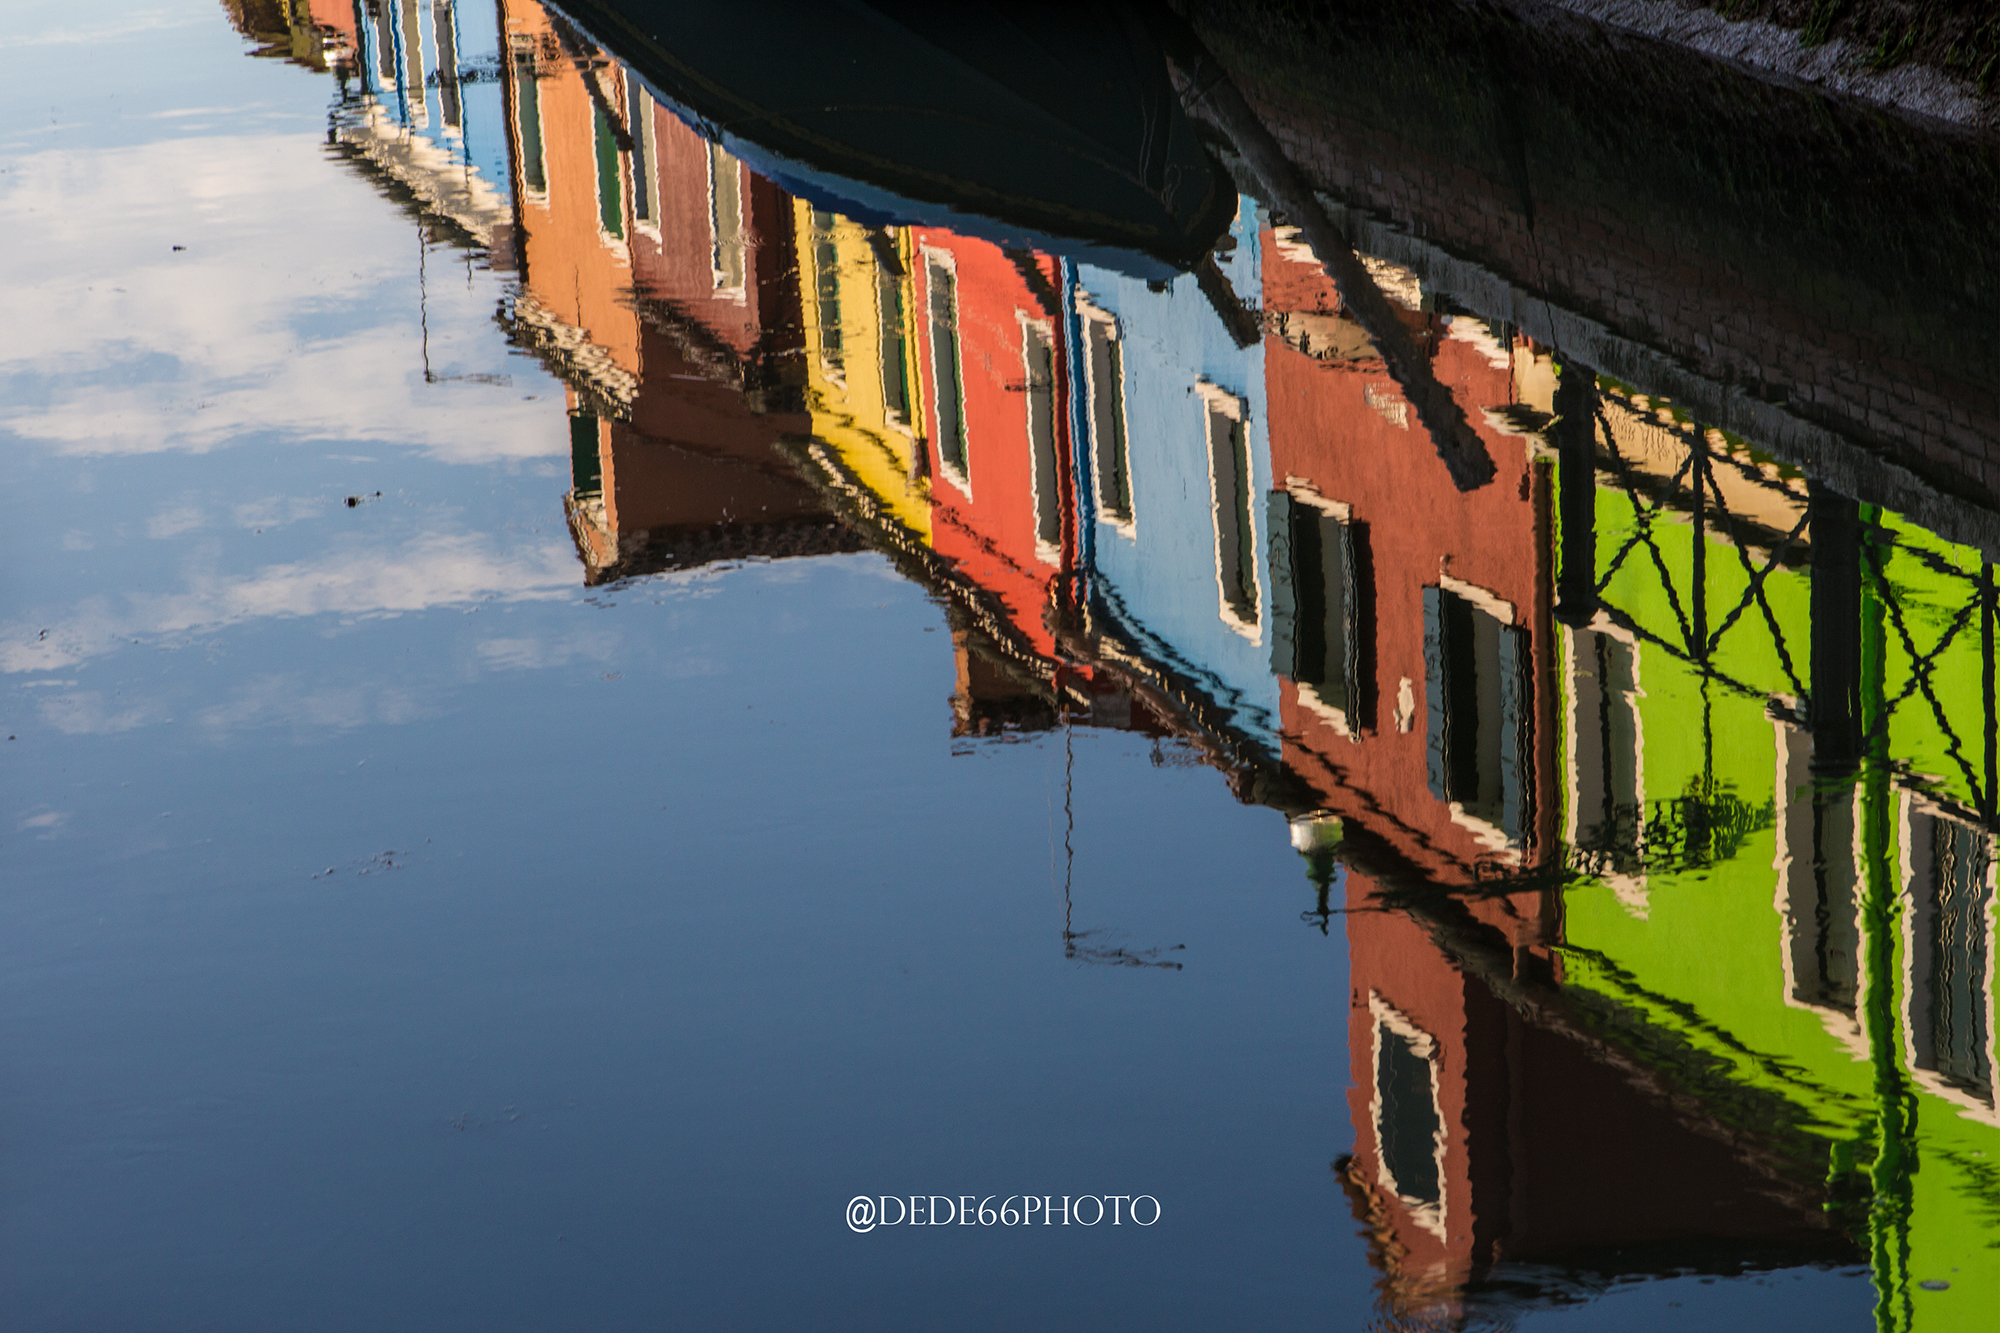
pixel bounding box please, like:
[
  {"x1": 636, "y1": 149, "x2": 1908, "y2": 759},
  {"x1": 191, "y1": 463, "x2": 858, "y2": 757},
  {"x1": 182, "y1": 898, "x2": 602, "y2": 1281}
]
[
  {"x1": 1198, "y1": 380, "x2": 1261, "y2": 642},
  {"x1": 1367, "y1": 991, "x2": 1449, "y2": 1242}
]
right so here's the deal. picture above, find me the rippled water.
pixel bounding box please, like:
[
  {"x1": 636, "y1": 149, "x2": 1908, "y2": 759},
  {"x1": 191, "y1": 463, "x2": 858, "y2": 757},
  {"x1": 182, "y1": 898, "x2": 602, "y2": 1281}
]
[{"x1": 3, "y1": 3, "x2": 1996, "y2": 1329}]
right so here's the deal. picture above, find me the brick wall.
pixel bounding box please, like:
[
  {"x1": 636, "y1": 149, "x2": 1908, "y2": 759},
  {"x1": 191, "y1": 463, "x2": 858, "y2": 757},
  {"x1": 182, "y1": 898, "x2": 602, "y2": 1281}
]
[{"x1": 1188, "y1": 1, "x2": 2000, "y2": 542}]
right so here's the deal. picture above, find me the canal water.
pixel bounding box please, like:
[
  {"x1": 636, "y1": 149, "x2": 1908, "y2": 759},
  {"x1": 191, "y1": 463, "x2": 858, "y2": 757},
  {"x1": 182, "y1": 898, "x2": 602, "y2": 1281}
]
[{"x1": 2, "y1": 2, "x2": 1995, "y2": 1329}]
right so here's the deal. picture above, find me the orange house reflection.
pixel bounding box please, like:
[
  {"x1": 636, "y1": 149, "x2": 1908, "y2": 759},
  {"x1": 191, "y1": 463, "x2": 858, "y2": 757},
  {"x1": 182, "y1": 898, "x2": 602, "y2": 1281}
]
[{"x1": 499, "y1": 0, "x2": 851, "y2": 583}]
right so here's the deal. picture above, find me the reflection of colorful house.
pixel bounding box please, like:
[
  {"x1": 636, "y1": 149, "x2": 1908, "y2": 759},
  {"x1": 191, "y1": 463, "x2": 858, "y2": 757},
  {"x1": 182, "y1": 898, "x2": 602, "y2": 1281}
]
[
  {"x1": 1147, "y1": 225, "x2": 2000, "y2": 1323},
  {"x1": 912, "y1": 230, "x2": 1094, "y2": 731},
  {"x1": 1338, "y1": 898, "x2": 1858, "y2": 1321},
  {"x1": 1067, "y1": 200, "x2": 1280, "y2": 750},
  {"x1": 223, "y1": 0, "x2": 355, "y2": 72},
  {"x1": 788, "y1": 207, "x2": 933, "y2": 548},
  {"x1": 1295, "y1": 344, "x2": 2000, "y2": 1325},
  {"x1": 788, "y1": 208, "x2": 1155, "y2": 736},
  {"x1": 1261, "y1": 226, "x2": 1556, "y2": 885},
  {"x1": 1323, "y1": 357, "x2": 2000, "y2": 1328},
  {"x1": 498, "y1": 1, "x2": 848, "y2": 583},
  {"x1": 1237, "y1": 237, "x2": 1858, "y2": 1309},
  {"x1": 334, "y1": 0, "x2": 514, "y2": 255},
  {"x1": 226, "y1": 1, "x2": 514, "y2": 245},
  {"x1": 1544, "y1": 386, "x2": 2000, "y2": 1330}
]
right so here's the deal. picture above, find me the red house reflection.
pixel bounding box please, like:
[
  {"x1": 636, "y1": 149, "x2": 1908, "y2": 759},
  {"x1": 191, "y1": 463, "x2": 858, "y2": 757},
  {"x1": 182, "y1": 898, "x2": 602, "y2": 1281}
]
[{"x1": 1256, "y1": 228, "x2": 1851, "y2": 1313}]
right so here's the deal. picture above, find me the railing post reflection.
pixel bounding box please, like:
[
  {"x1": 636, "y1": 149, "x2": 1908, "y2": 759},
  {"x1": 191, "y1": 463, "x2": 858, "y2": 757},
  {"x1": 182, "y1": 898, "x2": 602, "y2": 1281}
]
[
  {"x1": 1985, "y1": 563, "x2": 1998, "y2": 825},
  {"x1": 1553, "y1": 361, "x2": 1598, "y2": 628},
  {"x1": 1810, "y1": 482, "x2": 1863, "y2": 777},
  {"x1": 1857, "y1": 503, "x2": 1917, "y2": 1333}
]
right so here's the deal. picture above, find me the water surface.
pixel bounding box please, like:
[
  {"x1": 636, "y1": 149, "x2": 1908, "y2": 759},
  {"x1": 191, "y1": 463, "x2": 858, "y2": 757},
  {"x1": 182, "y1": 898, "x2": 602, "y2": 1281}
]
[{"x1": 2, "y1": 3, "x2": 1996, "y2": 1329}]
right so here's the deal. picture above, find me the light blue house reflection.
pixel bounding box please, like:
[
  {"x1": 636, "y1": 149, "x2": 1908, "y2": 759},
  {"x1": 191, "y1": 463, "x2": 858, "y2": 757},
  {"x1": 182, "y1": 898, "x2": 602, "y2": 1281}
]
[
  {"x1": 345, "y1": 0, "x2": 514, "y2": 236},
  {"x1": 1064, "y1": 197, "x2": 1281, "y2": 752}
]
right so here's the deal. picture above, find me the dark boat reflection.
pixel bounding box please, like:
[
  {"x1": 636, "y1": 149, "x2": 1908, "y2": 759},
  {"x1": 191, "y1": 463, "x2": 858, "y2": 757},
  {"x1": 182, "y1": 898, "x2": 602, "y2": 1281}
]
[
  {"x1": 545, "y1": 0, "x2": 1237, "y2": 279},
  {"x1": 269, "y1": 0, "x2": 2000, "y2": 1325}
]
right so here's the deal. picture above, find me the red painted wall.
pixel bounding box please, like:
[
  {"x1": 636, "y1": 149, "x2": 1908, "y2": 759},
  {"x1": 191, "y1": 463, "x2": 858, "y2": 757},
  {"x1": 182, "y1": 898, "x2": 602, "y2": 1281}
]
[
  {"x1": 912, "y1": 234, "x2": 1073, "y2": 666},
  {"x1": 1262, "y1": 225, "x2": 1557, "y2": 886}
]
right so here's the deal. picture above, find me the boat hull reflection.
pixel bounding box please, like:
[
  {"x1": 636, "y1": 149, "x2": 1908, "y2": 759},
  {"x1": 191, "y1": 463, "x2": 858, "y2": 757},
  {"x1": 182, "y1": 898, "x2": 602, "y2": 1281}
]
[{"x1": 546, "y1": 0, "x2": 1238, "y2": 277}]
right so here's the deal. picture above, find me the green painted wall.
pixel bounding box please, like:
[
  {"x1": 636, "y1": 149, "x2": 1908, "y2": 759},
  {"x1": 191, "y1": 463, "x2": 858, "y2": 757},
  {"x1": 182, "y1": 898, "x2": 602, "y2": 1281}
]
[{"x1": 1553, "y1": 430, "x2": 2000, "y2": 1331}]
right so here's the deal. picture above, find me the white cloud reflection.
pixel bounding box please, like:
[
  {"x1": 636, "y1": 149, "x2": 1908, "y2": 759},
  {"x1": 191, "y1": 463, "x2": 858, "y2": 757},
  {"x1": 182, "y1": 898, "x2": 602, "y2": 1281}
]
[
  {"x1": 231, "y1": 495, "x2": 333, "y2": 531},
  {"x1": 146, "y1": 499, "x2": 207, "y2": 539},
  {"x1": 193, "y1": 674, "x2": 433, "y2": 733},
  {"x1": 476, "y1": 635, "x2": 613, "y2": 672},
  {"x1": 2, "y1": 532, "x2": 577, "y2": 675},
  {"x1": 14, "y1": 809, "x2": 71, "y2": 838},
  {"x1": 37, "y1": 691, "x2": 161, "y2": 735},
  {"x1": 0, "y1": 9, "x2": 205, "y2": 51},
  {"x1": 0, "y1": 134, "x2": 555, "y2": 463}
]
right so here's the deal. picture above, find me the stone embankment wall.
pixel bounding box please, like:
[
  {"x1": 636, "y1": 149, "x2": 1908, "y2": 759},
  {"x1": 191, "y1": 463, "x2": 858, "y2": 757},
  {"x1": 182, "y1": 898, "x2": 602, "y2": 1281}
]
[{"x1": 1185, "y1": 1, "x2": 2000, "y2": 548}]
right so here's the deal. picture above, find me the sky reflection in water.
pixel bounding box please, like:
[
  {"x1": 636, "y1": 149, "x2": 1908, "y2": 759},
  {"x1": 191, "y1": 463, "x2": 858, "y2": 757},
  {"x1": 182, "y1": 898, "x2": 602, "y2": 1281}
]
[{"x1": 1, "y1": 2, "x2": 1995, "y2": 1330}]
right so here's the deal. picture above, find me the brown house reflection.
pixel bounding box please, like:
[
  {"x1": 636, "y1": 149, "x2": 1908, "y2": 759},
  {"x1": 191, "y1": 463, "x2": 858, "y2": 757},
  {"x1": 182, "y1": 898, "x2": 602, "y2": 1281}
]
[{"x1": 1336, "y1": 900, "x2": 1858, "y2": 1321}]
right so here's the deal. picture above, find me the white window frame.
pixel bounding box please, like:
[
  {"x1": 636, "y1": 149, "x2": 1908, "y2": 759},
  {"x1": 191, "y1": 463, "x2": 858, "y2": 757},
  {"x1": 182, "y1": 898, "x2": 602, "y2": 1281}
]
[
  {"x1": 923, "y1": 247, "x2": 971, "y2": 498},
  {"x1": 706, "y1": 142, "x2": 746, "y2": 297},
  {"x1": 1898, "y1": 792, "x2": 2000, "y2": 1126},
  {"x1": 505, "y1": 33, "x2": 549, "y2": 204},
  {"x1": 1561, "y1": 614, "x2": 1647, "y2": 916},
  {"x1": 625, "y1": 71, "x2": 661, "y2": 238},
  {"x1": 1077, "y1": 293, "x2": 1135, "y2": 539},
  {"x1": 1018, "y1": 312, "x2": 1062, "y2": 566},
  {"x1": 1368, "y1": 991, "x2": 1448, "y2": 1241},
  {"x1": 1198, "y1": 381, "x2": 1260, "y2": 640}
]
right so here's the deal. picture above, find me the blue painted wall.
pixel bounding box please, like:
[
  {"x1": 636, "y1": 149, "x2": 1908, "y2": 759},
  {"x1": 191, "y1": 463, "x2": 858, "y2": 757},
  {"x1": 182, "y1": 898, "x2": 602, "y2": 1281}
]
[{"x1": 1067, "y1": 197, "x2": 1282, "y2": 753}]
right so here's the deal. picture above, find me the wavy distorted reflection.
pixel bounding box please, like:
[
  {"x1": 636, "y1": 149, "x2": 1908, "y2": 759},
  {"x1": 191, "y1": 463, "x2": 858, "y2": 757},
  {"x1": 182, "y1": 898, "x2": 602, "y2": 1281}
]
[{"x1": 213, "y1": 2, "x2": 2000, "y2": 1327}]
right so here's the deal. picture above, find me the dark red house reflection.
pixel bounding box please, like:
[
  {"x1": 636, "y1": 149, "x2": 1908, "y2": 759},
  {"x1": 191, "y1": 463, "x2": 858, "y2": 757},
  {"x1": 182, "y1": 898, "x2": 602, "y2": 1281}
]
[{"x1": 1253, "y1": 228, "x2": 1854, "y2": 1316}]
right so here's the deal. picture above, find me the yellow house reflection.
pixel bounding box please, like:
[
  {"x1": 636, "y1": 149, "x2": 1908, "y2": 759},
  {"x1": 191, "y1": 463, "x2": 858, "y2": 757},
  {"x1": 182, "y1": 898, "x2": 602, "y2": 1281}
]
[{"x1": 789, "y1": 203, "x2": 932, "y2": 549}]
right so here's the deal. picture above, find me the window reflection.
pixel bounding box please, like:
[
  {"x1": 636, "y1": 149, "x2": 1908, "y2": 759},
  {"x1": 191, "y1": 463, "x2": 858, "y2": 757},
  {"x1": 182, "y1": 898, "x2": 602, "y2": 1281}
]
[
  {"x1": 1907, "y1": 803, "x2": 1996, "y2": 1107},
  {"x1": 1080, "y1": 301, "x2": 1133, "y2": 532},
  {"x1": 709, "y1": 144, "x2": 744, "y2": 291},
  {"x1": 509, "y1": 36, "x2": 545, "y2": 195},
  {"x1": 1201, "y1": 384, "x2": 1257, "y2": 634},
  {"x1": 1424, "y1": 585, "x2": 1532, "y2": 844},
  {"x1": 1271, "y1": 491, "x2": 1368, "y2": 733},
  {"x1": 926, "y1": 255, "x2": 968, "y2": 488},
  {"x1": 1371, "y1": 995, "x2": 1446, "y2": 1238}
]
